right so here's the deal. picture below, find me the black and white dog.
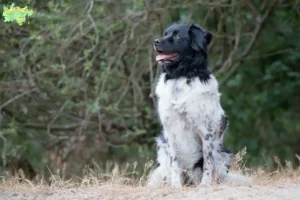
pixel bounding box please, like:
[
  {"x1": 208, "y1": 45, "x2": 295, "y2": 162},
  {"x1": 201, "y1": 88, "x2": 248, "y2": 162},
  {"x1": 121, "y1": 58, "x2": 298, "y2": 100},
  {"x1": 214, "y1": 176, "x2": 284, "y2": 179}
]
[{"x1": 147, "y1": 24, "x2": 233, "y2": 187}]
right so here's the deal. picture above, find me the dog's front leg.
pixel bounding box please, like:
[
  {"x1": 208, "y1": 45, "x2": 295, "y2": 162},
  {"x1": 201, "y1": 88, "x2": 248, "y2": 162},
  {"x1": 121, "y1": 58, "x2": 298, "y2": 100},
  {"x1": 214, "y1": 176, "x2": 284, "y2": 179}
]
[
  {"x1": 200, "y1": 133, "x2": 214, "y2": 185},
  {"x1": 171, "y1": 164, "x2": 182, "y2": 187},
  {"x1": 169, "y1": 151, "x2": 182, "y2": 187}
]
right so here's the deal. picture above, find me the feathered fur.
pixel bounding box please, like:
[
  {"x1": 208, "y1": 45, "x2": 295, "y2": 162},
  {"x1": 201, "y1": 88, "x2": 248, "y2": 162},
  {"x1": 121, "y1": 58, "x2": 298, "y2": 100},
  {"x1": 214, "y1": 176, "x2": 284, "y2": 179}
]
[{"x1": 147, "y1": 24, "x2": 233, "y2": 187}]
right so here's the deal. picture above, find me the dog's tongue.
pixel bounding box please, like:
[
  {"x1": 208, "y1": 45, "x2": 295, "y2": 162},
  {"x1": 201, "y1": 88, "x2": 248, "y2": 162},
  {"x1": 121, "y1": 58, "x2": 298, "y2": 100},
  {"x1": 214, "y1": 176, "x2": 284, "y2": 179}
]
[{"x1": 156, "y1": 54, "x2": 177, "y2": 61}]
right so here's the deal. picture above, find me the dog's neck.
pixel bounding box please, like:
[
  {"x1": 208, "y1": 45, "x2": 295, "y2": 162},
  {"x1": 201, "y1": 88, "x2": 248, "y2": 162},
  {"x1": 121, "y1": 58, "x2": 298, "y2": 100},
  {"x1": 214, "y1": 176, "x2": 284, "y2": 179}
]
[{"x1": 163, "y1": 52, "x2": 211, "y2": 83}]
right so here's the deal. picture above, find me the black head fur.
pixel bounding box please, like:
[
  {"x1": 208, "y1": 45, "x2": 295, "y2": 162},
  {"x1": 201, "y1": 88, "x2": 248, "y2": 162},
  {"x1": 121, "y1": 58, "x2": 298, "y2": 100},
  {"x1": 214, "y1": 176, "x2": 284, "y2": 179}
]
[{"x1": 153, "y1": 23, "x2": 213, "y2": 83}]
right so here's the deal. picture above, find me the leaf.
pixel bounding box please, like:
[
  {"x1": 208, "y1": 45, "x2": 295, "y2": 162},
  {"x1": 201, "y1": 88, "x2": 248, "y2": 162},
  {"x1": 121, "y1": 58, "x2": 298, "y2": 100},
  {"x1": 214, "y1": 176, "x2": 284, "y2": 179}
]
[
  {"x1": 84, "y1": 61, "x2": 93, "y2": 69},
  {"x1": 87, "y1": 103, "x2": 101, "y2": 114},
  {"x1": 2, "y1": 3, "x2": 33, "y2": 25}
]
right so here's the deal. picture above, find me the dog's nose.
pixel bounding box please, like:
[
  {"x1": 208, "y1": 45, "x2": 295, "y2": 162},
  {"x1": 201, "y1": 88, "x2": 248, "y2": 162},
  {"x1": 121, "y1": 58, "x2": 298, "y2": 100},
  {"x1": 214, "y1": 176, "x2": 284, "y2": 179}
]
[{"x1": 154, "y1": 39, "x2": 161, "y2": 45}]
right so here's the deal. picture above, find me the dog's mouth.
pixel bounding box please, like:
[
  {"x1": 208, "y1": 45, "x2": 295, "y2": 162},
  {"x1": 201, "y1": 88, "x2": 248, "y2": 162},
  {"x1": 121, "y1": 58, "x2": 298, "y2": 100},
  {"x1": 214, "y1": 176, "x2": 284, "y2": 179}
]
[
  {"x1": 153, "y1": 45, "x2": 178, "y2": 65},
  {"x1": 155, "y1": 48, "x2": 178, "y2": 64},
  {"x1": 156, "y1": 53, "x2": 178, "y2": 62}
]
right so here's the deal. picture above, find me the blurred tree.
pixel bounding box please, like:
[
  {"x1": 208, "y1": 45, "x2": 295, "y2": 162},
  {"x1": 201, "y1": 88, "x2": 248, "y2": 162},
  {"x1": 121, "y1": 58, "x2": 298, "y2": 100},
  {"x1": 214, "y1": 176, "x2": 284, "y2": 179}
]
[{"x1": 0, "y1": 0, "x2": 299, "y2": 179}]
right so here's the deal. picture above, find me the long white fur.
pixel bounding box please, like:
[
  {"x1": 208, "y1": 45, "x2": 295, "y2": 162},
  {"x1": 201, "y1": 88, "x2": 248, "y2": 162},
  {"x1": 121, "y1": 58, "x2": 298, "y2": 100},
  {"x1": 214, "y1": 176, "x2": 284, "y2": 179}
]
[{"x1": 148, "y1": 73, "x2": 233, "y2": 187}]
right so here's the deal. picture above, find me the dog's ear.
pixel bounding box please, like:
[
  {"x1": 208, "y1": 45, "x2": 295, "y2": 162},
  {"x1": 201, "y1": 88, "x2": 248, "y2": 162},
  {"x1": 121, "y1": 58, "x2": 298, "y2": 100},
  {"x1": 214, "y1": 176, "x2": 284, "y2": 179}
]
[
  {"x1": 189, "y1": 24, "x2": 212, "y2": 52},
  {"x1": 205, "y1": 32, "x2": 213, "y2": 45}
]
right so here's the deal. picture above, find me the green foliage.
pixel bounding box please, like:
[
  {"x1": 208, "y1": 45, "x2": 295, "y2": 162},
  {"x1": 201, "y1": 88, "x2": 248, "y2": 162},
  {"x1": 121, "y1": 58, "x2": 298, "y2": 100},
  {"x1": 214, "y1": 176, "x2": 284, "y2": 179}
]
[
  {"x1": 3, "y1": 3, "x2": 33, "y2": 25},
  {"x1": 0, "y1": 0, "x2": 299, "y2": 179}
]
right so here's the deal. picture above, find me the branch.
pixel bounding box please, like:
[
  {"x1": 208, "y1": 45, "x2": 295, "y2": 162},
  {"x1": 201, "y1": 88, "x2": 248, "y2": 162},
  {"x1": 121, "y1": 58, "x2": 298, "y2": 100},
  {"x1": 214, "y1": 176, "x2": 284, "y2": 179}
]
[
  {"x1": 24, "y1": 122, "x2": 84, "y2": 130},
  {"x1": 245, "y1": 0, "x2": 261, "y2": 22},
  {"x1": 238, "y1": 48, "x2": 293, "y2": 61},
  {"x1": 216, "y1": 4, "x2": 241, "y2": 74},
  {"x1": 219, "y1": 0, "x2": 279, "y2": 85},
  {"x1": 0, "y1": 88, "x2": 38, "y2": 110}
]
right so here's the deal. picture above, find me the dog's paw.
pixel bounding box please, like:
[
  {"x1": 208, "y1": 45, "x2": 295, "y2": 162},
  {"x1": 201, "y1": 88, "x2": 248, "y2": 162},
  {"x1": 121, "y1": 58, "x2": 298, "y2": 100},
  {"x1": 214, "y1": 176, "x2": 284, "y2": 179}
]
[
  {"x1": 199, "y1": 182, "x2": 213, "y2": 188},
  {"x1": 170, "y1": 182, "x2": 182, "y2": 188},
  {"x1": 223, "y1": 172, "x2": 252, "y2": 183},
  {"x1": 200, "y1": 173, "x2": 213, "y2": 185},
  {"x1": 200, "y1": 178, "x2": 212, "y2": 186}
]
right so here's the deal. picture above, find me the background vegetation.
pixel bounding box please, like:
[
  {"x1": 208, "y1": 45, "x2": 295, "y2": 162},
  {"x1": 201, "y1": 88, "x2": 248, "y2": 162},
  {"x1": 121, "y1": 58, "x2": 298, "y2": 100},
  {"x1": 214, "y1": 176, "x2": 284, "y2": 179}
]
[{"x1": 0, "y1": 0, "x2": 299, "y2": 181}]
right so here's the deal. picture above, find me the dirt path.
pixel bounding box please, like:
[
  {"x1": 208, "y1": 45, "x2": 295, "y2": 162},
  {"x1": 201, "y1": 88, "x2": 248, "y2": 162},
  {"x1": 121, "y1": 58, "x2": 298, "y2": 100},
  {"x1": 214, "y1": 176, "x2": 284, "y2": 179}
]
[{"x1": 1, "y1": 182, "x2": 299, "y2": 200}]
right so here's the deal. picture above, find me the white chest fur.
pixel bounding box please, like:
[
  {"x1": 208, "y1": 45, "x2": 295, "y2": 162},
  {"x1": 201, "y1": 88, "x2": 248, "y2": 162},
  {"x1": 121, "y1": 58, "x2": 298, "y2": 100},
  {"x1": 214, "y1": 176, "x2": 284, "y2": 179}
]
[{"x1": 155, "y1": 73, "x2": 224, "y2": 168}]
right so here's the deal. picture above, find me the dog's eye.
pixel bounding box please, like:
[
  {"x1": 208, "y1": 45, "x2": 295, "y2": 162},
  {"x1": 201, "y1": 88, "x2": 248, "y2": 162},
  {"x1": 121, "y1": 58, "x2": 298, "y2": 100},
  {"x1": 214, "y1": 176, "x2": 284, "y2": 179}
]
[{"x1": 174, "y1": 34, "x2": 181, "y2": 39}]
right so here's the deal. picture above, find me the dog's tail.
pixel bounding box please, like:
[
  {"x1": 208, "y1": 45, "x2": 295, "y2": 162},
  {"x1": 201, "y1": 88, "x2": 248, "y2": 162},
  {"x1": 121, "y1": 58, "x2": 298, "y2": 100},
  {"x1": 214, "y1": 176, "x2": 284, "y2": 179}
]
[{"x1": 222, "y1": 171, "x2": 252, "y2": 183}]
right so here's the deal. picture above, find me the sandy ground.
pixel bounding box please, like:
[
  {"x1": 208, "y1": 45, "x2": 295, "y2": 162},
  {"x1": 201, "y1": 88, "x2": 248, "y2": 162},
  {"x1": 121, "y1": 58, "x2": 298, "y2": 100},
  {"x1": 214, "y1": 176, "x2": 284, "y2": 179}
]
[
  {"x1": 1, "y1": 181, "x2": 299, "y2": 200},
  {"x1": 2, "y1": 150, "x2": 299, "y2": 199}
]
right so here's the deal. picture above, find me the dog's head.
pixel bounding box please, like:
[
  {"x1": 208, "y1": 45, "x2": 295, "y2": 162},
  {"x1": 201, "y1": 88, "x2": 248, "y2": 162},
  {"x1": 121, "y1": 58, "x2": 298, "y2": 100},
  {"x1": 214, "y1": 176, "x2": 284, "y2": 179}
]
[{"x1": 153, "y1": 23, "x2": 212, "y2": 78}]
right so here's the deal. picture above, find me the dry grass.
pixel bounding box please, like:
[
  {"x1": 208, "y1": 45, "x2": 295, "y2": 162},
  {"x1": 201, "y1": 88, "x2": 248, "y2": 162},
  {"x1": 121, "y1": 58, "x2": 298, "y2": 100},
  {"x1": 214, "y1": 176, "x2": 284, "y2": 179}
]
[
  {"x1": 229, "y1": 147, "x2": 300, "y2": 185},
  {"x1": 1, "y1": 149, "x2": 300, "y2": 200}
]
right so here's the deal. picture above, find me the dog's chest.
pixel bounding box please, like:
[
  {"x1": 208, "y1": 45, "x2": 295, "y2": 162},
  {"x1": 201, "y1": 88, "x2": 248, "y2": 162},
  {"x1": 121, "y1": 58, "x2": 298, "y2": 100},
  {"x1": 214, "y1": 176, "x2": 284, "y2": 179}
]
[
  {"x1": 155, "y1": 75, "x2": 203, "y2": 165},
  {"x1": 156, "y1": 77, "x2": 190, "y2": 122},
  {"x1": 155, "y1": 74, "x2": 209, "y2": 121}
]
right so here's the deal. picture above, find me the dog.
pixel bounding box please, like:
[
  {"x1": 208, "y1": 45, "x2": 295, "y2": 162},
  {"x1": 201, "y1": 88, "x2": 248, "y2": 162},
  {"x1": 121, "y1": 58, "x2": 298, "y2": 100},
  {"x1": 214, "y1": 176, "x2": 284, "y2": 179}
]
[{"x1": 147, "y1": 23, "x2": 233, "y2": 187}]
